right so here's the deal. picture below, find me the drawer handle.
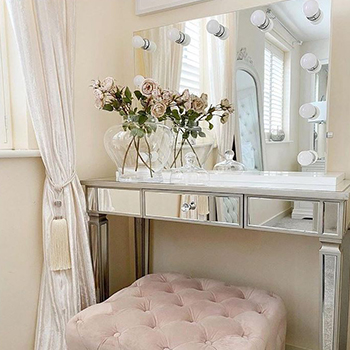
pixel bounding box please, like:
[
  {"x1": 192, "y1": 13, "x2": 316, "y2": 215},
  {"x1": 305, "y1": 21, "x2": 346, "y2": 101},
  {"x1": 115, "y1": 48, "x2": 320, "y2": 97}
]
[{"x1": 181, "y1": 201, "x2": 197, "y2": 212}]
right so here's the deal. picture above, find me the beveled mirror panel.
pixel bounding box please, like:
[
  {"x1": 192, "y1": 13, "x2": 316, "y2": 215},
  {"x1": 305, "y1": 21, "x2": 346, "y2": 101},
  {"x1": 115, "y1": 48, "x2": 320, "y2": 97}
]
[
  {"x1": 145, "y1": 191, "x2": 242, "y2": 226},
  {"x1": 247, "y1": 197, "x2": 320, "y2": 233},
  {"x1": 323, "y1": 202, "x2": 340, "y2": 235},
  {"x1": 134, "y1": 0, "x2": 331, "y2": 172},
  {"x1": 96, "y1": 188, "x2": 141, "y2": 216}
]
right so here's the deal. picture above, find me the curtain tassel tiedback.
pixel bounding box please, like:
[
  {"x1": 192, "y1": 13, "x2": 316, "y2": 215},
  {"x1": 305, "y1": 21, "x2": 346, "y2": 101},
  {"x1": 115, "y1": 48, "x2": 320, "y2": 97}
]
[{"x1": 48, "y1": 172, "x2": 76, "y2": 271}]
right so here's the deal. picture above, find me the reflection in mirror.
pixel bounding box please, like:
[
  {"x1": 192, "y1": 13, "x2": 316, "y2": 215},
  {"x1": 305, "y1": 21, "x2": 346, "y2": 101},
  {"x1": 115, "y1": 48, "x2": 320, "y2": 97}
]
[
  {"x1": 248, "y1": 197, "x2": 319, "y2": 233},
  {"x1": 145, "y1": 191, "x2": 240, "y2": 226},
  {"x1": 134, "y1": 0, "x2": 331, "y2": 173},
  {"x1": 236, "y1": 69, "x2": 264, "y2": 170}
]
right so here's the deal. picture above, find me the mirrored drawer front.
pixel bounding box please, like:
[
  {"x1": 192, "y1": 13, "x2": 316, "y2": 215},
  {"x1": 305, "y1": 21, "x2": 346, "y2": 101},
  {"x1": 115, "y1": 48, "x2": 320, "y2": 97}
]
[
  {"x1": 246, "y1": 197, "x2": 320, "y2": 234},
  {"x1": 145, "y1": 191, "x2": 242, "y2": 227},
  {"x1": 87, "y1": 187, "x2": 141, "y2": 216}
]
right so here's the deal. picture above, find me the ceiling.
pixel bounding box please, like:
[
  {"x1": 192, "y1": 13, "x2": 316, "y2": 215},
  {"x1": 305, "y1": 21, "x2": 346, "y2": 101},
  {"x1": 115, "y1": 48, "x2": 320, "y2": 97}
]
[{"x1": 270, "y1": 0, "x2": 331, "y2": 42}]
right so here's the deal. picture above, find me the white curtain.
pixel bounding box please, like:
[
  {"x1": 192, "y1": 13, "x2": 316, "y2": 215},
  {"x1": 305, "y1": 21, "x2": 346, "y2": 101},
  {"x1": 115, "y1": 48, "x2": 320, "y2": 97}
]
[
  {"x1": 135, "y1": 24, "x2": 184, "y2": 91},
  {"x1": 202, "y1": 13, "x2": 238, "y2": 161},
  {"x1": 5, "y1": 1, "x2": 96, "y2": 349}
]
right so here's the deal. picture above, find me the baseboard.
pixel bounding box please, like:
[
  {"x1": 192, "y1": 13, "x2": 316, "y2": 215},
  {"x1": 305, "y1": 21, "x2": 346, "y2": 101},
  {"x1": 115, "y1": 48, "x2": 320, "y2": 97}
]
[
  {"x1": 260, "y1": 208, "x2": 292, "y2": 227},
  {"x1": 286, "y1": 345, "x2": 312, "y2": 350},
  {"x1": 291, "y1": 208, "x2": 314, "y2": 219}
]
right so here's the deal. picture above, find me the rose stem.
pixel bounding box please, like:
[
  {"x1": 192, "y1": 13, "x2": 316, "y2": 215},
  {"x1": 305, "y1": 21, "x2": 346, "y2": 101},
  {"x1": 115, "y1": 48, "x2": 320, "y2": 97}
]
[
  {"x1": 133, "y1": 138, "x2": 154, "y2": 174},
  {"x1": 170, "y1": 140, "x2": 185, "y2": 168},
  {"x1": 122, "y1": 136, "x2": 135, "y2": 175},
  {"x1": 173, "y1": 130, "x2": 179, "y2": 167},
  {"x1": 186, "y1": 139, "x2": 201, "y2": 167},
  {"x1": 144, "y1": 136, "x2": 153, "y2": 177},
  {"x1": 135, "y1": 138, "x2": 140, "y2": 171}
]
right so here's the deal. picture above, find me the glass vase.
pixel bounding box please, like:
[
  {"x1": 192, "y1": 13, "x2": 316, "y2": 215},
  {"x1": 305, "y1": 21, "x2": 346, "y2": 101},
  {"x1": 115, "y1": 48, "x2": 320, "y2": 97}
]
[
  {"x1": 169, "y1": 127, "x2": 216, "y2": 169},
  {"x1": 104, "y1": 124, "x2": 173, "y2": 182}
]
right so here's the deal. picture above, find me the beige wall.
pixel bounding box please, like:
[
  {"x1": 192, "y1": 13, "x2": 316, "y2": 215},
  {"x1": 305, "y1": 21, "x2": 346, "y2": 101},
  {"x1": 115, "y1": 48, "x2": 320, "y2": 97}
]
[
  {"x1": 115, "y1": 0, "x2": 350, "y2": 349},
  {"x1": 1, "y1": 0, "x2": 350, "y2": 349},
  {"x1": 0, "y1": 1, "x2": 132, "y2": 349}
]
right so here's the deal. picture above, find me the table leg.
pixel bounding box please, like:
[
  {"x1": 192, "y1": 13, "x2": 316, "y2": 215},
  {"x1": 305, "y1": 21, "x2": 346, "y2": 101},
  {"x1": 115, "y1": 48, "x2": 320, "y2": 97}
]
[
  {"x1": 319, "y1": 234, "x2": 350, "y2": 349},
  {"x1": 134, "y1": 218, "x2": 150, "y2": 280},
  {"x1": 88, "y1": 213, "x2": 109, "y2": 303}
]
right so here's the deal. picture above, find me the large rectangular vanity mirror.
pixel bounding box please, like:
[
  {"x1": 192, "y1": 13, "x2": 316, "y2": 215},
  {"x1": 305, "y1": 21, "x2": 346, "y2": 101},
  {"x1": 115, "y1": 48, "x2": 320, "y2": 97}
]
[{"x1": 134, "y1": 0, "x2": 331, "y2": 173}]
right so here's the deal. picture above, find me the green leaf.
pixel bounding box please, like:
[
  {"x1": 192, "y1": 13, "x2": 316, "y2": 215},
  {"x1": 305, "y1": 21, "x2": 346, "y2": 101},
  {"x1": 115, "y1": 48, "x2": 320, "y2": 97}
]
[
  {"x1": 125, "y1": 87, "x2": 132, "y2": 100},
  {"x1": 134, "y1": 90, "x2": 143, "y2": 100},
  {"x1": 191, "y1": 130, "x2": 198, "y2": 138},
  {"x1": 136, "y1": 129, "x2": 145, "y2": 138},
  {"x1": 103, "y1": 104, "x2": 113, "y2": 111},
  {"x1": 130, "y1": 128, "x2": 139, "y2": 137},
  {"x1": 199, "y1": 131, "x2": 206, "y2": 137},
  {"x1": 138, "y1": 114, "x2": 148, "y2": 125},
  {"x1": 209, "y1": 122, "x2": 214, "y2": 130},
  {"x1": 172, "y1": 109, "x2": 181, "y2": 120}
]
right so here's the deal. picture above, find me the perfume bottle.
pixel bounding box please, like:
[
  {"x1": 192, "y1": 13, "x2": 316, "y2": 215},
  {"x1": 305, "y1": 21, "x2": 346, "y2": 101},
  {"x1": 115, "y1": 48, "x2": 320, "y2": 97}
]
[
  {"x1": 170, "y1": 152, "x2": 209, "y2": 185},
  {"x1": 214, "y1": 150, "x2": 246, "y2": 171}
]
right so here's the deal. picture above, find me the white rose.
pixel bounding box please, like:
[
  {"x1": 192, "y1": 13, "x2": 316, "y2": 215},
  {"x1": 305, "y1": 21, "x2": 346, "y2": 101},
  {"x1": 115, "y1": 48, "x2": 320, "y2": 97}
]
[
  {"x1": 162, "y1": 89, "x2": 173, "y2": 105},
  {"x1": 191, "y1": 95, "x2": 206, "y2": 113},
  {"x1": 220, "y1": 111, "x2": 230, "y2": 124},
  {"x1": 141, "y1": 78, "x2": 158, "y2": 97},
  {"x1": 93, "y1": 89, "x2": 105, "y2": 109},
  {"x1": 101, "y1": 77, "x2": 115, "y2": 92},
  {"x1": 151, "y1": 102, "x2": 166, "y2": 119}
]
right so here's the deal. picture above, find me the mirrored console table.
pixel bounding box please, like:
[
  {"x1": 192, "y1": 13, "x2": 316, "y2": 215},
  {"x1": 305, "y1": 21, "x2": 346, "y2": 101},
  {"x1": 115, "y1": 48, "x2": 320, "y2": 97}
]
[{"x1": 82, "y1": 174, "x2": 350, "y2": 350}]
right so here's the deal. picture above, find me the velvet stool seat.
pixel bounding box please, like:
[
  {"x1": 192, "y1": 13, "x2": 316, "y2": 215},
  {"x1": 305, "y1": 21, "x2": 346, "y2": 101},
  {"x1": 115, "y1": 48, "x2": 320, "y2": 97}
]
[{"x1": 66, "y1": 273, "x2": 287, "y2": 350}]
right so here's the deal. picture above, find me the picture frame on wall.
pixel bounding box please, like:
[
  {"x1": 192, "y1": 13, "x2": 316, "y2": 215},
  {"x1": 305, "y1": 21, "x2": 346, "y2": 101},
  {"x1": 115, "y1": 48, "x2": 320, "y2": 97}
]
[{"x1": 135, "y1": 0, "x2": 212, "y2": 16}]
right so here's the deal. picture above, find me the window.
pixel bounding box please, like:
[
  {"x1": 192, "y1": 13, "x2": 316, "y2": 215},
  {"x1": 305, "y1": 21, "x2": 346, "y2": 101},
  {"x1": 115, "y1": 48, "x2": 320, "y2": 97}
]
[
  {"x1": 0, "y1": 0, "x2": 12, "y2": 150},
  {"x1": 263, "y1": 40, "x2": 285, "y2": 138},
  {"x1": 179, "y1": 20, "x2": 201, "y2": 95}
]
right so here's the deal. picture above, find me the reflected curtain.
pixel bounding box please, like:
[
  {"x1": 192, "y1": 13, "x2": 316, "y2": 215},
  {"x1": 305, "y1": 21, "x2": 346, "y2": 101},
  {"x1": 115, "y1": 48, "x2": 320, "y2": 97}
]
[
  {"x1": 5, "y1": 1, "x2": 96, "y2": 349},
  {"x1": 135, "y1": 24, "x2": 184, "y2": 91},
  {"x1": 201, "y1": 13, "x2": 237, "y2": 161}
]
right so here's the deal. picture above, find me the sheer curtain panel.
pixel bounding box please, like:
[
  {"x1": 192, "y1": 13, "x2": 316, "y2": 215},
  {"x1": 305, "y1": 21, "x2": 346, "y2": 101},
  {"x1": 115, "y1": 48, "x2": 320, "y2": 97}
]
[{"x1": 5, "y1": 0, "x2": 96, "y2": 349}]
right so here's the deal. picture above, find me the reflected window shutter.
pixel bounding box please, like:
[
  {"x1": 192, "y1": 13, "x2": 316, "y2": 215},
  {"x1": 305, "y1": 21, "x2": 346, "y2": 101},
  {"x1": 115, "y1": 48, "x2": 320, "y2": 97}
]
[
  {"x1": 179, "y1": 21, "x2": 200, "y2": 95},
  {"x1": 264, "y1": 41, "x2": 285, "y2": 136}
]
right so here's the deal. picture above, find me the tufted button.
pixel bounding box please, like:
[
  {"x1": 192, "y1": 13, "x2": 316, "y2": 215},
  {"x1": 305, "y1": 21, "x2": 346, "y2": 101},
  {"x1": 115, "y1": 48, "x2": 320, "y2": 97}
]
[
  {"x1": 77, "y1": 320, "x2": 83, "y2": 324},
  {"x1": 164, "y1": 348, "x2": 170, "y2": 350},
  {"x1": 205, "y1": 340, "x2": 212, "y2": 345},
  {"x1": 114, "y1": 332, "x2": 121, "y2": 338}
]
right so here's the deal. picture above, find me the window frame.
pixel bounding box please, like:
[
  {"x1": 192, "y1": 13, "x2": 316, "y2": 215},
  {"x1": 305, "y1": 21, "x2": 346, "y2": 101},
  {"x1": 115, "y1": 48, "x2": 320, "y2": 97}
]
[
  {"x1": 263, "y1": 37, "x2": 291, "y2": 142},
  {"x1": 0, "y1": 0, "x2": 12, "y2": 150}
]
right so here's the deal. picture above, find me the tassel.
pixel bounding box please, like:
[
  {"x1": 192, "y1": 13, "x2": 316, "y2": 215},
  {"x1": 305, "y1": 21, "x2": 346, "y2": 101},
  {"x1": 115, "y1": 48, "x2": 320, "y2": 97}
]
[{"x1": 49, "y1": 217, "x2": 71, "y2": 271}]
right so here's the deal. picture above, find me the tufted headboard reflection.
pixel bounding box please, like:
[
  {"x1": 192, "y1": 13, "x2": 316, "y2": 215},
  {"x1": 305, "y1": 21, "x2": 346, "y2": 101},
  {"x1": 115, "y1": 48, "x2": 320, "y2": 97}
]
[{"x1": 235, "y1": 50, "x2": 265, "y2": 171}]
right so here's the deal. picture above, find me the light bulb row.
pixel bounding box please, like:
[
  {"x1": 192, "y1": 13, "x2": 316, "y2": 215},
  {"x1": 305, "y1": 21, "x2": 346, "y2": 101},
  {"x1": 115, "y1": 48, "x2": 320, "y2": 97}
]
[
  {"x1": 251, "y1": 0, "x2": 323, "y2": 33},
  {"x1": 132, "y1": 19, "x2": 230, "y2": 53}
]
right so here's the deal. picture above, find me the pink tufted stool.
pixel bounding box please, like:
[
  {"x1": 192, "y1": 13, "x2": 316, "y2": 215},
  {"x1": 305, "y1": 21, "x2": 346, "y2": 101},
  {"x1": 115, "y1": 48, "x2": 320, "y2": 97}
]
[{"x1": 66, "y1": 273, "x2": 287, "y2": 350}]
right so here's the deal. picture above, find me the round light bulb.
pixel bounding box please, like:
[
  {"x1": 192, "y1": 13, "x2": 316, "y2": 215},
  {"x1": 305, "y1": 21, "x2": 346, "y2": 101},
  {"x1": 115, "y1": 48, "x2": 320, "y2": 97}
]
[
  {"x1": 303, "y1": 0, "x2": 319, "y2": 17},
  {"x1": 299, "y1": 103, "x2": 319, "y2": 119},
  {"x1": 132, "y1": 35, "x2": 144, "y2": 49},
  {"x1": 148, "y1": 41, "x2": 157, "y2": 53},
  {"x1": 167, "y1": 28, "x2": 180, "y2": 42},
  {"x1": 206, "y1": 19, "x2": 220, "y2": 35},
  {"x1": 250, "y1": 10, "x2": 267, "y2": 27},
  {"x1": 300, "y1": 53, "x2": 321, "y2": 73},
  {"x1": 297, "y1": 150, "x2": 318, "y2": 167},
  {"x1": 133, "y1": 75, "x2": 145, "y2": 87}
]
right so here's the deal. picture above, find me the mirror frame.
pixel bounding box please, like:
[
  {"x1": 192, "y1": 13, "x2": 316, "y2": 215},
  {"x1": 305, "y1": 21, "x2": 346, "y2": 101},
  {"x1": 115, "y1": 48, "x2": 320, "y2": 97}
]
[{"x1": 235, "y1": 49, "x2": 266, "y2": 170}]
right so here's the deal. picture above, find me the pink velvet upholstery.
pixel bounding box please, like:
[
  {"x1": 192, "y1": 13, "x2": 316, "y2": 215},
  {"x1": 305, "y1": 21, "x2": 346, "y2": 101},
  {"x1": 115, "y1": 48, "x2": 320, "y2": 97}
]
[{"x1": 66, "y1": 273, "x2": 286, "y2": 350}]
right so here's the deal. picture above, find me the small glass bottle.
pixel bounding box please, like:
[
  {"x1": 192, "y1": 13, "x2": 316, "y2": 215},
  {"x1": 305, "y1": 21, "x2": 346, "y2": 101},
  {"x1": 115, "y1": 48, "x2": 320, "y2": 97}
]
[
  {"x1": 170, "y1": 152, "x2": 210, "y2": 185},
  {"x1": 214, "y1": 150, "x2": 246, "y2": 172}
]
